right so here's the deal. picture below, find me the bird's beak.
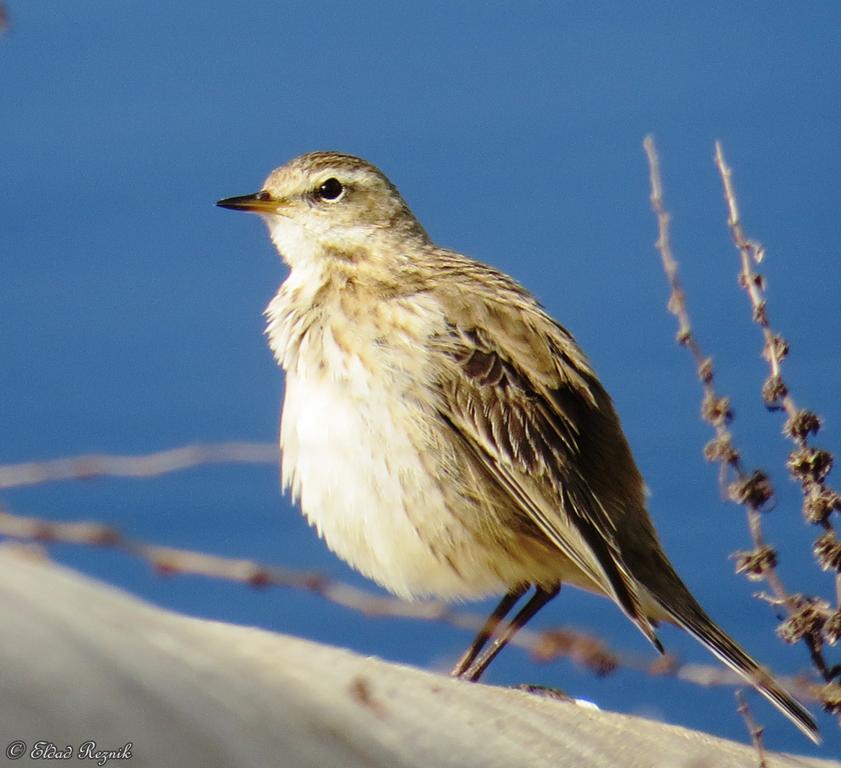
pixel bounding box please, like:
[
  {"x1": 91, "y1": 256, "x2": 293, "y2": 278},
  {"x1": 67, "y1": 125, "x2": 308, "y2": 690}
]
[{"x1": 216, "y1": 192, "x2": 282, "y2": 213}]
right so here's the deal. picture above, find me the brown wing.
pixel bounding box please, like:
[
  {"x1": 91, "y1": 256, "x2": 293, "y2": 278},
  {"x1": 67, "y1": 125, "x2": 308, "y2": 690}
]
[{"x1": 432, "y1": 312, "x2": 662, "y2": 650}]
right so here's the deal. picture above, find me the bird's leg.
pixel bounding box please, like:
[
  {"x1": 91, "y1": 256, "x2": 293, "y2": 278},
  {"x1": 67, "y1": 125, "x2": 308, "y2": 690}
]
[
  {"x1": 451, "y1": 584, "x2": 528, "y2": 678},
  {"x1": 460, "y1": 584, "x2": 561, "y2": 682}
]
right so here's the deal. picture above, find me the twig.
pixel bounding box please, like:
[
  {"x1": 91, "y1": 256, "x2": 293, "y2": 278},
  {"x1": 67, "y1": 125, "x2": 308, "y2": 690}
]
[
  {"x1": 644, "y1": 136, "x2": 785, "y2": 594},
  {"x1": 0, "y1": 505, "x2": 819, "y2": 701},
  {"x1": 643, "y1": 136, "x2": 841, "y2": 720},
  {"x1": 714, "y1": 143, "x2": 841, "y2": 684},
  {"x1": 736, "y1": 690, "x2": 769, "y2": 768},
  {"x1": 0, "y1": 442, "x2": 279, "y2": 489}
]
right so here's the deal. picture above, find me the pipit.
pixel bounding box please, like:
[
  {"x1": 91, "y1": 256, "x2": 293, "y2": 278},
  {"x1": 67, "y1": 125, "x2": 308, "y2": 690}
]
[{"x1": 218, "y1": 151, "x2": 817, "y2": 741}]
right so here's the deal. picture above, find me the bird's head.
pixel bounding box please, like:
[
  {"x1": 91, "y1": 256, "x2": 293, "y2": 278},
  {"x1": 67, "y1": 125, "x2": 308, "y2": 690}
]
[{"x1": 217, "y1": 151, "x2": 430, "y2": 270}]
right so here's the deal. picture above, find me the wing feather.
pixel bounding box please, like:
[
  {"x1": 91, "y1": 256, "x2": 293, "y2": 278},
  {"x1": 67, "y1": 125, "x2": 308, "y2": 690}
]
[
  {"x1": 421, "y1": 266, "x2": 815, "y2": 740},
  {"x1": 434, "y1": 318, "x2": 661, "y2": 649}
]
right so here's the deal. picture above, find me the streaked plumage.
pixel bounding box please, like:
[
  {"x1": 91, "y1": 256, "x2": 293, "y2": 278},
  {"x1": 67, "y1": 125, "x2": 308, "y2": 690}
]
[{"x1": 217, "y1": 151, "x2": 818, "y2": 742}]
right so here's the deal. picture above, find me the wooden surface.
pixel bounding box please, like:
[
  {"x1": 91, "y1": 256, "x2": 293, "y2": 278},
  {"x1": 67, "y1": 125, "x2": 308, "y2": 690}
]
[{"x1": 0, "y1": 546, "x2": 836, "y2": 768}]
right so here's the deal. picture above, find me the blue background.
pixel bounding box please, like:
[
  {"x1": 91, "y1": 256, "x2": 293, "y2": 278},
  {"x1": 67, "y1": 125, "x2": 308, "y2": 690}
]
[{"x1": 2, "y1": 1, "x2": 840, "y2": 757}]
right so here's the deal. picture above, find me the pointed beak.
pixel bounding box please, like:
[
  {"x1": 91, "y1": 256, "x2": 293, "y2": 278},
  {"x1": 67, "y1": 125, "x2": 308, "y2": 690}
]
[{"x1": 216, "y1": 191, "x2": 281, "y2": 213}]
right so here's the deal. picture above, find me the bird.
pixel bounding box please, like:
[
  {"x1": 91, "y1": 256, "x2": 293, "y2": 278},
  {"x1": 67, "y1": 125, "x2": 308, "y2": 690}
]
[{"x1": 217, "y1": 150, "x2": 818, "y2": 742}]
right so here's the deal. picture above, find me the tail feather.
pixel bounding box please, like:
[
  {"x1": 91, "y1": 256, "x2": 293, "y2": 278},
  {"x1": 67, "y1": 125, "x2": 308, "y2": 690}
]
[{"x1": 650, "y1": 582, "x2": 819, "y2": 744}]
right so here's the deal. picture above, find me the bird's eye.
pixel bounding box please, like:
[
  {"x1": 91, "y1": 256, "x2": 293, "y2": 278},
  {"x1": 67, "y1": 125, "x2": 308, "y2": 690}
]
[{"x1": 316, "y1": 178, "x2": 345, "y2": 202}]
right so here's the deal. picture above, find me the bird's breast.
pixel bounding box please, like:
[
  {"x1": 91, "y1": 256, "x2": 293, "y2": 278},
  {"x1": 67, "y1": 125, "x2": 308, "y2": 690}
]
[{"x1": 266, "y1": 283, "x2": 508, "y2": 599}]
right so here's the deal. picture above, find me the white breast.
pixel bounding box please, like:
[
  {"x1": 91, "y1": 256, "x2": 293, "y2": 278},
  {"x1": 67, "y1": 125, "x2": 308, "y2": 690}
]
[{"x1": 267, "y1": 277, "x2": 504, "y2": 600}]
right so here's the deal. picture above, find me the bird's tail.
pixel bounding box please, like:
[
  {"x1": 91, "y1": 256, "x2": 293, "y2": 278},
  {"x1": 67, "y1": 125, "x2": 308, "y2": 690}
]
[{"x1": 646, "y1": 567, "x2": 819, "y2": 744}]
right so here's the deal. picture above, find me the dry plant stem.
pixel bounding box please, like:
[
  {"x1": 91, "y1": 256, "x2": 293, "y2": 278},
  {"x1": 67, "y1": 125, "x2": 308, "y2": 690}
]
[
  {"x1": 0, "y1": 442, "x2": 279, "y2": 490},
  {"x1": 715, "y1": 143, "x2": 840, "y2": 684},
  {"x1": 0, "y1": 505, "x2": 818, "y2": 701},
  {"x1": 737, "y1": 690, "x2": 769, "y2": 768},
  {"x1": 644, "y1": 136, "x2": 840, "y2": 718},
  {"x1": 715, "y1": 144, "x2": 840, "y2": 534},
  {"x1": 644, "y1": 137, "x2": 784, "y2": 592}
]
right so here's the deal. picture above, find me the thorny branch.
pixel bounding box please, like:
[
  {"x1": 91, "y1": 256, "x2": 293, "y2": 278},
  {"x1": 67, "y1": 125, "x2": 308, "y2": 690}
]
[
  {"x1": 0, "y1": 505, "x2": 819, "y2": 703},
  {"x1": 644, "y1": 136, "x2": 841, "y2": 723}
]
